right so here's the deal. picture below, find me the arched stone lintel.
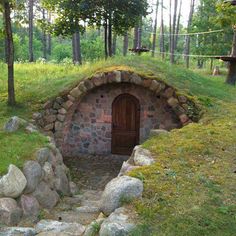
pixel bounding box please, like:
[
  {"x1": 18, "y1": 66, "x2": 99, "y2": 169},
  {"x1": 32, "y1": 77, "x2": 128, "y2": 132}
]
[{"x1": 33, "y1": 70, "x2": 196, "y2": 142}]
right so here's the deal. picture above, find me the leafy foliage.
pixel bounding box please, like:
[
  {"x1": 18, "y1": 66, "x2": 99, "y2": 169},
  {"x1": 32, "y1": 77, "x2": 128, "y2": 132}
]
[
  {"x1": 191, "y1": 0, "x2": 233, "y2": 59},
  {"x1": 43, "y1": 0, "x2": 149, "y2": 36},
  {"x1": 216, "y1": 0, "x2": 236, "y2": 27}
]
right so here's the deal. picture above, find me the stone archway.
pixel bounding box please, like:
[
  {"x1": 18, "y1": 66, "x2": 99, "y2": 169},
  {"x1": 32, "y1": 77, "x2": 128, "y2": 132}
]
[{"x1": 33, "y1": 70, "x2": 200, "y2": 156}]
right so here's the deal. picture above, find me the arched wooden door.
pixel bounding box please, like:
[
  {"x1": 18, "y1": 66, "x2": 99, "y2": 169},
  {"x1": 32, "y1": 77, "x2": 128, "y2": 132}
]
[{"x1": 112, "y1": 94, "x2": 140, "y2": 155}]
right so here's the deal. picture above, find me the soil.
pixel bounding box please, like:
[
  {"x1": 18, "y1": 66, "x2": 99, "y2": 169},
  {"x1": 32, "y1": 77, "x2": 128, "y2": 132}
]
[
  {"x1": 64, "y1": 154, "x2": 129, "y2": 191},
  {"x1": 17, "y1": 154, "x2": 129, "y2": 228}
]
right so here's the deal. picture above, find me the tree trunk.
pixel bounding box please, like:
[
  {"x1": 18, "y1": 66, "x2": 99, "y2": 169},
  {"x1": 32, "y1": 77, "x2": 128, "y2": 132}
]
[
  {"x1": 152, "y1": 0, "x2": 159, "y2": 57},
  {"x1": 169, "y1": 0, "x2": 172, "y2": 61},
  {"x1": 75, "y1": 30, "x2": 82, "y2": 65},
  {"x1": 133, "y1": 25, "x2": 139, "y2": 49},
  {"x1": 42, "y1": 9, "x2": 47, "y2": 60},
  {"x1": 28, "y1": 0, "x2": 34, "y2": 62},
  {"x1": 47, "y1": 11, "x2": 52, "y2": 56},
  {"x1": 4, "y1": 37, "x2": 8, "y2": 63},
  {"x1": 225, "y1": 30, "x2": 236, "y2": 85},
  {"x1": 210, "y1": 58, "x2": 214, "y2": 71},
  {"x1": 112, "y1": 33, "x2": 117, "y2": 55},
  {"x1": 174, "y1": 0, "x2": 182, "y2": 52},
  {"x1": 170, "y1": 0, "x2": 178, "y2": 64},
  {"x1": 72, "y1": 35, "x2": 76, "y2": 63},
  {"x1": 185, "y1": 0, "x2": 195, "y2": 68},
  {"x1": 226, "y1": 61, "x2": 236, "y2": 85},
  {"x1": 123, "y1": 32, "x2": 129, "y2": 56},
  {"x1": 83, "y1": 21, "x2": 87, "y2": 39},
  {"x1": 137, "y1": 24, "x2": 142, "y2": 49},
  {"x1": 108, "y1": 16, "x2": 112, "y2": 57},
  {"x1": 197, "y1": 59, "x2": 203, "y2": 69},
  {"x1": 73, "y1": 28, "x2": 82, "y2": 65},
  {"x1": 4, "y1": 2, "x2": 16, "y2": 106},
  {"x1": 47, "y1": 34, "x2": 51, "y2": 57},
  {"x1": 160, "y1": 0, "x2": 165, "y2": 59},
  {"x1": 72, "y1": 21, "x2": 82, "y2": 65},
  {"x1": 104, "y1": 21, "x2": 108, "y2": 59},
  {"x1": 230, "y1": 29, "x2": 236, "y2": 57},
  {"x1": 98, "y1": 27, "x2": 101, "y2": 37}
]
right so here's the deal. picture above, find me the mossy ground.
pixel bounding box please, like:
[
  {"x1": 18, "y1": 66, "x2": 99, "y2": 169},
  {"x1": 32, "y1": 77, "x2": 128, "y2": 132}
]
[
  {"x1": 0, "y1": 56, "x2": 236, "y2": 235},
  {"x1": 130, "y1": 103, "x2": 236, "y2": 235}
]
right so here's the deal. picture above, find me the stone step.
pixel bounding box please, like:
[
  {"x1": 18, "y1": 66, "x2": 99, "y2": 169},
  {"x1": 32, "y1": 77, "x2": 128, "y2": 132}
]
[
  {"x1": 0, "y1": 227, "x2": 36, "y2": 236},
  {"x1": 35, "y1": 220, "x2": 85, "y2": 236},
  {"x1": 78, "y1": 190, "x2": 103, "y2": 202},
  {"x1": 51, "y1": 210, "x2": 100, "y2": 226}
]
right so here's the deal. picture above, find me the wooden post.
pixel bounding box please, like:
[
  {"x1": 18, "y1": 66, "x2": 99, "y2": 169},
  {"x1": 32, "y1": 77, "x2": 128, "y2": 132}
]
[
  {"x1": 212, "y1": 66, "x2": 220, "y2": 76},
  {"x1": 226, "y1": 60, "x2": 236, "y2": 85},
  {"x1": 226, "y1": 28, "x2": 236, "y2": 85}
]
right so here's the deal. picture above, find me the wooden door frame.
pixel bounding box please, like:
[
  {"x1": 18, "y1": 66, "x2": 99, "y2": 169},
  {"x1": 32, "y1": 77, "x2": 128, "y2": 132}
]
[{"x1": 111, "y1": 93, "x2": 140, "y2": 155}]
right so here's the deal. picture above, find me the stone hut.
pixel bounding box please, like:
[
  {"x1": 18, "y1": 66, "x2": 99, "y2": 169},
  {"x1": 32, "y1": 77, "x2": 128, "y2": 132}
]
[{"x1": 34, "y1": 70, "x2": 199, "y2": 156}]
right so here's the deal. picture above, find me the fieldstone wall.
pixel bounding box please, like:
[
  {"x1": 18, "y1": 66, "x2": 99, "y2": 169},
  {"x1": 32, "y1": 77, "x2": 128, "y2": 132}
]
[
  {"x1": 0, "y1": 117, "x2": 75, "y2": 226},
  {"x1": 32, "y1": 70, "x2": 201, "y2": 156},
  {"x1": 63, "y1": 83, "x2": 181, "y2": 155}
]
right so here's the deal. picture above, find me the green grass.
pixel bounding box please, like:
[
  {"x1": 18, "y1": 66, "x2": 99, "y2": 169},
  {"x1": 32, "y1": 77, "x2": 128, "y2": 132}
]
[
  {"x1": 0, "y1": 56, "x2": 236, "y2": 235},
  {"x1": 0, "y1": 129, "x2": 48, "y2": 174},
  {"x1": 130, "y1": 107, "x2": 236, "y2": 235}
]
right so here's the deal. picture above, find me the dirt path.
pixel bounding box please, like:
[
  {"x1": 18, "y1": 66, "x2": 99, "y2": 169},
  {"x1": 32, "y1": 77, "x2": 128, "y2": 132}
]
[
  {"x1": 17, "y1": 155, "x2": 130, "y2": 229},
  {"x1": 64, "y1": 154, "x2": 129, "y2": 191},
  {"x1": 42, "y1": 155, "x2": 130, "y2": 225}
]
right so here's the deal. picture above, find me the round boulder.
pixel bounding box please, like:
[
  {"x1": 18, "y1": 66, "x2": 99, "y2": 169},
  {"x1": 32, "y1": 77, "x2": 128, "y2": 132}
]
[
  {"x1": 99, "y1": 207, "x2": 135, "y2": 236},
  {"x1": 42, "y1": 162, "x2": 55, "y2": 188},
  {"x1": 129, "y1": 146, "x2": 154, "y2": 166},
  {"x1": 118, "y1": 162, "x2": 139, "y2": 177},
  {"x1": 54, "y1": 165, "x2": 71, "y2": 196},
  {"x1": 20, "y1": 194, "x2": 40, "y2": 218},
  {"x1": 0, "y1": 165, "x2": 27, "y2": 198},
  {"x1": 0, "y1": 198, "x2": 22, "y2": 226},
  {"x1": 36, "y1": 147, "x2": 53, "y2": 166},
  {"x1": 23, "y1": 161, "x2": 42, "y2": 194},
  {"x1": 48, "y1": 147, "x2": 63, "y2": 168},
  {"x1": 32, "y1": 182, "x2": 59, "y2": 209},
  {"x1": 100, "y1": 176, "x2": 143, "y2": 215},
  {"x1": 4, "y1": 116, "x2": 27, "y2": 133}
]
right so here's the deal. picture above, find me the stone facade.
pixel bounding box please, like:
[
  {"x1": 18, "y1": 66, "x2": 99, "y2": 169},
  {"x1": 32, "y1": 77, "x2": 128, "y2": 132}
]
[
  {"x1": 63, "y1": 83, "x2": 181, "y2": 155},
  {"x1": 33, "y1": 70, "x2": 201, "y2": 156}
]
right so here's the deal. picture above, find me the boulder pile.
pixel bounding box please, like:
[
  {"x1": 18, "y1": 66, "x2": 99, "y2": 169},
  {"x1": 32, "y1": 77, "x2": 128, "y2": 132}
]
[
  {"x1": 0, "y1": 117, "x2": 74, "y2": 226},
  {"x1": 0, "y1": 117, "x2": 157, "y2": 235}
]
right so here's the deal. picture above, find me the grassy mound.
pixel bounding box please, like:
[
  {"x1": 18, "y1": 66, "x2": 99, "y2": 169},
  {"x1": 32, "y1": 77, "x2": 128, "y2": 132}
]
[
  {"x1": 130, "y1": 103, "x2": 236, "y2": 235},
  {"x1": 0, "y1": 56, "x2": 235, "y2": 235}
]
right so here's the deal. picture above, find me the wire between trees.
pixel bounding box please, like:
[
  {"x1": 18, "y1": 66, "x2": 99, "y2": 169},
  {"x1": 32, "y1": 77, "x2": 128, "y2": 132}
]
[
  {"x1": 148, "y1": 29, "x2": 225, "y2": 36},
  {"x1": 150, "y1": 50, "x2": 228, "y2": 58}
]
